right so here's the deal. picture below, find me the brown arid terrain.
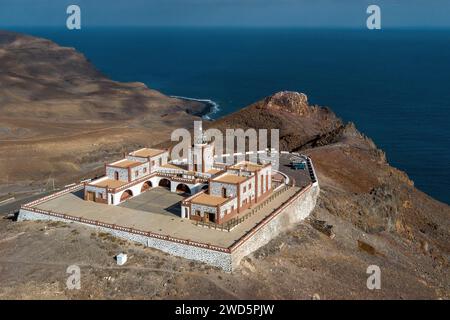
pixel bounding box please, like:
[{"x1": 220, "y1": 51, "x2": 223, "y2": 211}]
[
  {"x1": 0, "y1": 30, "x2": 208, "y2": 197},
  {"x1": 0, "y1": 31, "x2": 449, "y2": 299}
]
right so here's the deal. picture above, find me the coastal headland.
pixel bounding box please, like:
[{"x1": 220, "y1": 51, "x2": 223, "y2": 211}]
[{"x1": 0, "y1": 30, "x2": 448, "y2": 299}]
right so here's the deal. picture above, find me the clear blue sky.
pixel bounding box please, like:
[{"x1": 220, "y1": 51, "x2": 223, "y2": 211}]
[{"x1": 0, "y1": 0, "x2": 449, "y2": 28}]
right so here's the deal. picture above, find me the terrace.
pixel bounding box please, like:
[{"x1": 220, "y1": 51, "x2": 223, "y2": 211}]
[{"x1": 30, "y1": 180, "x2": 303, "y2": 248}]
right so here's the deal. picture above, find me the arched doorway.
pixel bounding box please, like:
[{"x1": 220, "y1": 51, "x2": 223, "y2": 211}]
[
  {"x1": 176, "y1": 183, "x2": 191, "y2": 195},
  {"x1": 201, "y1": 184, "x2": 209, "y2": 191},
  {"x1": 120, "y1": 190, "x2": 133, "y2": 201},
  {"x1": 141, "y1": 181, "x2": 152, "y2": 192},
  {"x1": 158, "y1": 178, "x2": 171, "y2": 190}
]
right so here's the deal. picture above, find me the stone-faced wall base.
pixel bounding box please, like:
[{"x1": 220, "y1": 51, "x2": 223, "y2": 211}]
[{"x1": 18, "y1": 184, "x2": 319, "y2": 272}]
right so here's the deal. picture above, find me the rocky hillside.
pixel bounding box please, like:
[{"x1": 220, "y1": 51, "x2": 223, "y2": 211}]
[
  {"x1": 210, "y1": 91, "x2": 346, "y2": 150},
  {"x1": 0, "y1": 30, "x2": 207, "y2": 195},
  {"x1": 0, "y1": 32, "x2": 448, "y2": 299},
  {"x1": 209, "y1": 91, "x2": 450, "y2": 298}
]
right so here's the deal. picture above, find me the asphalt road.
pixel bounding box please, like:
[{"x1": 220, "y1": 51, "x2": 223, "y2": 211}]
[
  {"x1": 278, "y1": 154, "x2": 313, "y2": 188},
  {"x1": 0, "y1": 190, "x2": 57, "y2": 216}
]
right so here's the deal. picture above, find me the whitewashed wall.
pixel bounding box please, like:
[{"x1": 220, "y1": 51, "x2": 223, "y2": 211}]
[
  {"x1": 129, "y1": 162, "x2": 150, "y2": 182},
  {"x1": 219, "y1": 198, "x2": 238, "y2": 219},
  {"x1": 106, "y1": 166, "x2": 129, "y2": 181},
  {"x1": 85, "y1": 185, "x2": 107, "y2": 200},
  {"x1": 210, "y1": 181, "x2": 237, "y2": 198},
  {"x1": 239, "y1": 176, "x2": 256, "y2": 206}
]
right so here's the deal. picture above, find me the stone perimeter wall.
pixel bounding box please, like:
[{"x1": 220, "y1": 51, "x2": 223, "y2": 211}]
[
  {"x1": 17, "y1": 184, "x2": 319, "y2": 272},
  {"x1": 230, "y1": 183, "x2": 320, "y2": 269},
  {"x1": 17, "y1": 208, "x2": 233, "y2": 272}
]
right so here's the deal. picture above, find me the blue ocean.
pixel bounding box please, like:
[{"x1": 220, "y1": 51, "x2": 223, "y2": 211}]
[{"x1": 9, "y1": 27, "x2": 450, "y2": 204}]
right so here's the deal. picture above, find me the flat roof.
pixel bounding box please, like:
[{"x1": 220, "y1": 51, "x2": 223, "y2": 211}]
[
  {"x1": 229, "y1": 161, "x2": 264, "y2": 172},
  {"x1": 191, "y1": 193, "x2": 229, "y2": 207},
  {"x1": 130, "y1": 148, "x2": 166, "y2": 158},
  {"x1": 109, "y1": 159, "x2": 141, "y2": 169},
  {"x1": 161, "y1": 163, "x2": 185, "y2": 170},
  {"x1": 91, "y1": 179, "x2": 128, "y2": 189},
  {"x1": 213, "y1": 173, "x2": 248, "y2": 184}
]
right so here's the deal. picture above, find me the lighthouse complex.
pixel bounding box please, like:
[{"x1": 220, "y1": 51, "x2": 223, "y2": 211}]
[{"x1": 84, "y1": 124, "x2": 273, "y2": 225}]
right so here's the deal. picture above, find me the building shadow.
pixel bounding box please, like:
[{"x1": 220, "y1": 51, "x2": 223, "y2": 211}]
[
  {"x1": 72, "y1": 189, "x2": 85, "y2": 200},
  {"x1": 164, "y1": 202, "x2": 182, "y2": 218}
]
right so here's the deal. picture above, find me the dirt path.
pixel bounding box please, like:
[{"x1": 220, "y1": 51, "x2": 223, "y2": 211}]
[{"x1": 0, "y1": 258, "x2": 240, "y2": 299}]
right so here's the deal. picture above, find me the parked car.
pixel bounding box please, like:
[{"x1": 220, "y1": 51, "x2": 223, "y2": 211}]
[{"x1": 290, "y1": 160, "x2": 306, "y2": 170}]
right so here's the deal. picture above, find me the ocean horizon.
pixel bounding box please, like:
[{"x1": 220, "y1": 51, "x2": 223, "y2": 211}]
[{"x1": 5, "y1": 26, "x2": 450, "y2": 204}]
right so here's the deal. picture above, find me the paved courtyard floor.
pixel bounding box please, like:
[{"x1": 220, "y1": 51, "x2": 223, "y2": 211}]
[
  {"x1": 118, "y1": 187, "x2": 184, "y2": 218},
  {"x1": 35, "y1": 185, "x2": 301, "y2": 248}
]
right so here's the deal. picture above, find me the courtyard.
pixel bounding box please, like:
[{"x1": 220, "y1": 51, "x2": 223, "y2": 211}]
[
  {"x1": 118, "y1": 187, "x2": 185, "y2": 218},
  {"x1": 33, "y1": 183, "x2": 301, "y2": 248}
]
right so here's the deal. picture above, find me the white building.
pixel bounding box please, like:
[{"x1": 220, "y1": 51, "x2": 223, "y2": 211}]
[{"x1": 84, "y1": 125, "x2": 273, "y2": 225}]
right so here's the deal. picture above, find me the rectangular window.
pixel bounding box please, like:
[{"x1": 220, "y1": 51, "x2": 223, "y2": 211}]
[
  {"x1": 249, "y1": 183, "x2": 252, "y2": 189},
  {"x1": 151, "y1": 160, "x2": 155, "y2": 167},
  {"x1": 243, "y1": 186, "x2": 246, "y2": 193},
  {"x1": 135, "y1": 171, "x2": 138, "y2": 178},
  {"x1": 143, "y1": 167, "x2": 147, "y2": 174},
  {"x1": 195, "y1": 210, "x2": 201, "y2": 216}
]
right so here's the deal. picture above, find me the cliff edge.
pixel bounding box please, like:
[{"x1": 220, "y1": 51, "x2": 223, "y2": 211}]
[{"x1": 0, "y1": 31, "x2": 448, "y2": 299}]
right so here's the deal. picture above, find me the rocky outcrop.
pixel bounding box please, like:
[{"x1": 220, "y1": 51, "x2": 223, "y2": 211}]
[
  {"x1": 210, "y1": 91, "x2": 450, "y2": 298},
  {"x1": 0, "y1": 29, "x2": 448, "y2": 298},
  {"x1": 210, "y1": 90, "x2": 344, "y2": 152},
  {"x1": 263, "y1": 91, "x2": 310, "y2": 115}
]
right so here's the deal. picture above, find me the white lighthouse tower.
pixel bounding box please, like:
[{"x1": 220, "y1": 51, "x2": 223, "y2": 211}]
[{"x1": 188, "y1": 121, "x2": 214, "y2": 173}]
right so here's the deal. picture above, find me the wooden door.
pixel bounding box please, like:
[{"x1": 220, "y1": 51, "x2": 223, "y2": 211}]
[{"x1": 87, "y1": 192, "x2": 95, "y2": 201}]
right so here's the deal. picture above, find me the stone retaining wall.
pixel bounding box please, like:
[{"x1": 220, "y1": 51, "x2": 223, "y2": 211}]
[
  {"x1": 17, "y1": 208, "x2": 233, "y2": 272},
  {"x1": 18, "y1": 184, "x2": 319, "y2": 272},
  {"x1": 230, "y1": 183, "x2": 320, "y2": 269}
]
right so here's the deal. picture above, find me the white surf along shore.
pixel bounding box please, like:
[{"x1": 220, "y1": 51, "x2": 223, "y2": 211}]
[{"x1": 170, "y1": 95, "x2": 220, "y2": 119}]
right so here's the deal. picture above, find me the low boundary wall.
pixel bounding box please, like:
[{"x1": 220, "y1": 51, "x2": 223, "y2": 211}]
[
  {"x1": 18, "y1": 170, "x2": 319, "y2": 272},
  {"x1": 18, "y1": 208, "x2": 234, "y2": 271}
]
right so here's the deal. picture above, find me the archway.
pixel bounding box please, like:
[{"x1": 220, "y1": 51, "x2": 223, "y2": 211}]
[
  {"x1": 120, "y1": 190, "x2": 133, "y2": 202},
  {"x1": 201, "y1": 184, "x2": 209, "y2": 191},
  {"x1": 141, "y1": 181, "x2": 152, "y2": 192},
  {"x1": 158, "y1": 178, "x2": 171, "y2": 190},
  {"x1": 176, "y1": 183, "x2": 191, "y2": 195}
]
